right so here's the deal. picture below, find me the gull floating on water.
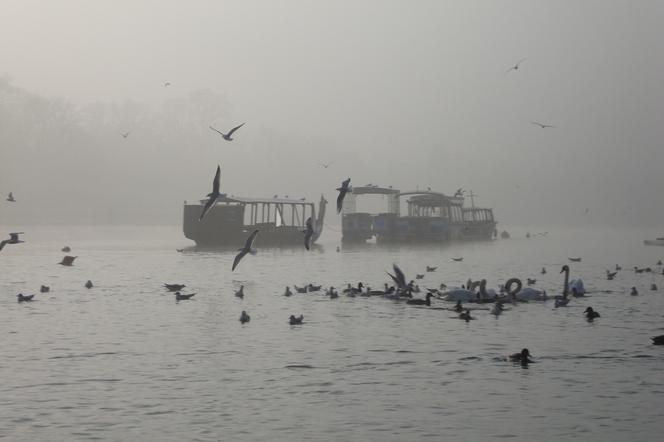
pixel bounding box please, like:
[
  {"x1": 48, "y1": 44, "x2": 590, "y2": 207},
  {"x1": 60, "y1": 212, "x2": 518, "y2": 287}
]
[
  {"x1": 210, "y1": 123, "x2": 245, "y2": 141},
  {"x1": 59, "y1": 255, "x2": 77, "y2": 266},
  {"x1": 235, "y1": 285, "x2": 245, "y2": 299},
  {"x1": 232, "y1": 229, "x2": 259, "y2": 271},
  {"x1": 336, "y1": 178, "x2": 351, "y2": 214},
  {"x1": 85, "y1": 280, "x2": 93, "y2": 289},
  {"x1": 200, "y1": 165, "x2": 221, "y2": 221},
  {"x1": 175, "y1": 291, "x2": 196, "y2": 301},
  {"x1": 164, "y1": 283, "x2": 186, "y2": 292}
]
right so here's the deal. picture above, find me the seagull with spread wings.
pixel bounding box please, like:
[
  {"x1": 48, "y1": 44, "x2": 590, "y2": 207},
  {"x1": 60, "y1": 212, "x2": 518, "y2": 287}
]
[
  {"x1": 336, "y1": 178, "x2": 351, "y2": 214},
  {"x1": 232, "y1": 230, "x2": 259, "y2": 271},
  {"x1": 210, "y1": 123, "x2": 245, "y2": 141},
  {"x1": 532, "y1": 121, "x2": 555, "y2": 129},
  {"x1": 121, "y1": 131, "x2": 130, "y2": 138},
  {"x1": 303, "y1": 217, "x2": 314, "y2": 250},
  {"x1": 200, "y1": 165, "x2": 221, "y2": 221},
  {"x1": 506, "y1": 58, "x2": 526, "y2": 73},
  {"x1": 0, "y1": 232, "x2": 24, "y2": 252}
]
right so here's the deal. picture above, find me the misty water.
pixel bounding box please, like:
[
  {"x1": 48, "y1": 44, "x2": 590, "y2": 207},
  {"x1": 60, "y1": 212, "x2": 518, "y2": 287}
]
[{"x1": 1, "y1": 225, "x2": 663, "y2": 441}]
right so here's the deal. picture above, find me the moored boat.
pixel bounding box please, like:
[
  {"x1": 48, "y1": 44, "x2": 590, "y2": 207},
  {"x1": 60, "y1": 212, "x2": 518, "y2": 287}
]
[{"x1": 183, "y1": 195, "x2": 327, "y2": 247}]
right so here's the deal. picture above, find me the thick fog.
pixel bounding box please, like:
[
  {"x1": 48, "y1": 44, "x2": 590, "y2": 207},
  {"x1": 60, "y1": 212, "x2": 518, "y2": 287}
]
[{"x1": 1, "y1": 0, "x2": 663, "y2": 228}]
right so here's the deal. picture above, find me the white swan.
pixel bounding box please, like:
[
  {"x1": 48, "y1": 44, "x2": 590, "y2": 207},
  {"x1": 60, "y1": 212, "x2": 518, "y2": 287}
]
[
  {"x1": 514, "y1": 287, "x2": 547, "y2": 301},
  {"x1": 561, "y1": 265, "x2": 585, "y2": 296},
  {"x1": 443, "y1": 287, "x2": 477, "y2": 302}
]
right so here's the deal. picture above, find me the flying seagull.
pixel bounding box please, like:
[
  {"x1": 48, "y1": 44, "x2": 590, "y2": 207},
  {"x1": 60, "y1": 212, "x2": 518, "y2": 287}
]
[
  {"x1": 336, "y1": 178, "x2": 351, "y2": 214},
  {"x1": 164, "y1": 82, "x2": 171, "y2": 87},
  {"x1": 532, "y1": 121, "x2": 555, "y2": 129},
  {"x1": 200, "y1": 165, "x2": 221, "y2": 221},
  {"x1": 7, "y1": 192, "x2": 15, "y2": 202},
  {"x1": 0, "y1": 232, "x2": 24, "y2": 252},
  {"x1": 303, "y1": 217, "x2": 314, "y2": 250},
  {"x1": 232, "y1": 229, "x2": 259, "y2": 271},
  {"x1": 209, "y1": 123, "x2": 245, "y2": 141},
  {"x1": 506, "y1": 58, "x2": 526, "y2": 73},
  {"x1": 454, "y1": 188, "x2": 464, "y2": 197},
  {"x1": 320, "y1": 162, "x2": 333, "y2": 169},
  {"x1": 121, "y1": 131, "x2": 130, "y2": 138},
  {"x1": 59, "y1": 255, "x2": 77, "y2": 266}
]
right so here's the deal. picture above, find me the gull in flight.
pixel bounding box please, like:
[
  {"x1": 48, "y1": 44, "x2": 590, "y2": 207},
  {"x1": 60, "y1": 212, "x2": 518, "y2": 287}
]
[
  {"x1": 336, "y1": 178, "x2": 351, "y2": 214},
  {"x1": 200, "y1": 165, "x2": 221, "y2": 221},
  {"x1": 121, "y1": 131, "x2": 130, "y2": 138},
  {"x1": 303, "y1": 217, "x2": 314, "y2": 250},
  {"x1": 320, "y1": 162, "x2": 333, "y2": 169},
  {"x1": 0, "y1": 232, "x2": 24, "y2": 252},
  {"x1": 7, "y1": 192, "x2": 16, "y2": 202},
  {"x1": 532, "y1": 121, "x2": 555, "y2": 129},
  {"x1": 210, "y1": 123, "x2": 245, "y2": 141},
  {"x1": 454, "y1": 188, "x2": 465, "y2": 197},
  {"x1": 232, "y1": 229, "x2": 259, "y2": 271},
  {"x1": 506, "y1": 58, "x2": 526, "y2": 73},
  {"x1": 164, "y1": 82, "x2": 171, "y2": 87}
]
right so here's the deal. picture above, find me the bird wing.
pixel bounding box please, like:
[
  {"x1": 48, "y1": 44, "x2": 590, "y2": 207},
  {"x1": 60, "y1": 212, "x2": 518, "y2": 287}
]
[
  {"x1": 393, "y1": 264, "x2": 406, "y2": 288},
  {"x1": 0, "y1": 240, "x2": 7, "y2": 251},
  {"x1": 341, "y1": 178, "x2": 351, "y2": 189},
  {"x1": 212, "y1": 165, "x2": 221, "y2": 195},
  {"x1": 244, "y1": 229, "x2": 260, "y2": 250},
  {"x1": 227, "y1": 123, "x2": 245, "y2": 137},
  {"x1": 336, "y1": 190, "x2": 346, "y2": 214},
  {"x1": 209, "y1": 126, "x2": 225, "y2": 136},
  {"x1": 304, "y1": 217, "x2": 313, "y2": 250},
  {"x1": 232, "y1": 250, "x2": 247, "y2": 271},
  {"x1": 515, "y1": 57, "x2": 526, "y2": 66},
  {"x1": 199, "y1": 196, "x2": 216, "y2": 221}
]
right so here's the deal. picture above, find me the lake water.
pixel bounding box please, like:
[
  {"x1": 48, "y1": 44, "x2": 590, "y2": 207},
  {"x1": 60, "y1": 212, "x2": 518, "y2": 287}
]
[{"x1": 1, "y1": 225, "x2": 663, "y2": 441}]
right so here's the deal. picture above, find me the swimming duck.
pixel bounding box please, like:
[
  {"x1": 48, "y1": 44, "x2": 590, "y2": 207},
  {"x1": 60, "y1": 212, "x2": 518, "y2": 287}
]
[
  {"x1": 289, "y1": 314, "x2": 304, "y2": 325},
  {"x1": 17, "y1": 293, "x2": 34, "y2": 303},
  {"x1": 540, "y1": 267, "x2": 547, "y2": 275},
  {"x1": 327, "y1": 287, "x2": 338, "y2": 299},
  {"x1": 235, "y1": 285, "x2": 244, "y2": 298},
  {"x1": 164, "y1": 283, "x2": 186, "y2": 292},
  {"x1": 307, "y1": 284, "x2": 322, "y2": 292},
  {"x1": 606, "y1": 270, "x2": 617, "y2": 280},
  {"x1": 554, "y1": 296, "x2": 569, "y2": 308},
  {"x1": 240, "y1": 311, "x2": 250, "y2": 323},
  {"x1": 61, "y1": 246, "x2": 71, "y2": 252},
  {"x1": 454, "y1": 301, "x2": 464, "y2": 313},
  {"x1": 584, "y1": 307, "x2": 600, "y2": 320},
  {"x1": 294, "y1": 285, "x2": 308, "y2": 294},
  {"x1": 284, "y1": 286, "x2": 293, "y2": 297},
  {"x1": 490, "y1": 303, "x2": 504, "y2": 316},
  {"x1": 631, "y1": 287, "x2": 639, "y2": 296},
  {"x1": 84, "y1": 280, "x2": 93, "y2": 289},
  {"x1": 343, "y1": 282, "x2": 364, "y2": 295},
  {"x1": 426, "y1": 266, "x2": 437, "y2": 272},
  {"x1": 406, "y1": 293, "x2": 433, "y2": 306},
  {"x1": 40, "y1": 285, "x2": 50, "y2": 293},
  {"x1": 615, "y1": 264, "x2": 622, "y2": 271},
  {"x1": 652, "y1": 335, "x2": 664, "y2": 345},
  {"x1": 527, "y1": 278, "x2": 537, "y2": 285},
  {"x1": 415, "y1": 274, "x2": 424, "y2": 280},
  {"x1": 175, "y1": 291, "x2": 196, "y2": 301},
  {"x1": 509, "y1": 348, "x2": 533, "y2": 365},
  {"x1": 459, "y1": 309, "x2": 474, "y2": 321}
]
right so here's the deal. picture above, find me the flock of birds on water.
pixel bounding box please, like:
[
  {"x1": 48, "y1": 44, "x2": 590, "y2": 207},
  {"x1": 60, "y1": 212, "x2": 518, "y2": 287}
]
[{"x1": 2, "y1": 63, "x2": 664, "y2": 366}]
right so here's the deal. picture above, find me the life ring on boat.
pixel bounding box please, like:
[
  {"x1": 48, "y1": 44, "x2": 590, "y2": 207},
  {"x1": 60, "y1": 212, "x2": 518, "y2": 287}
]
[{"x1": 505, "y1": 278, "x2": 522, "y2": 295}]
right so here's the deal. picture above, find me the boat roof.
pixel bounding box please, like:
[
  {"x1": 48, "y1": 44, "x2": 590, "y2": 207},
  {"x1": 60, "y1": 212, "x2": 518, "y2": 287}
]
[
  {"x1": 350, "y1": 186, "x2": 400, "y2": 195},
  {"x1": 199, "y1": 194, "x2": 314, "y2": 205}
]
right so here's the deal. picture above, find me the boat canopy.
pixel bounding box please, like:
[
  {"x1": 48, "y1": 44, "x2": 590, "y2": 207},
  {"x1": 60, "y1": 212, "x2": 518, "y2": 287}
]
[{"x1": 198, "y1": 195, "x2": 313, "y2": 205}]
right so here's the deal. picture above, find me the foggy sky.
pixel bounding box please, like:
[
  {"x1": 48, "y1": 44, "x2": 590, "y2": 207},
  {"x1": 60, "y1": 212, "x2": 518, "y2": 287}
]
[{"x1": 1, "y1": 0, "x2": 663, "y2": 228}]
